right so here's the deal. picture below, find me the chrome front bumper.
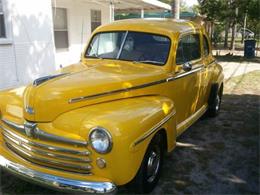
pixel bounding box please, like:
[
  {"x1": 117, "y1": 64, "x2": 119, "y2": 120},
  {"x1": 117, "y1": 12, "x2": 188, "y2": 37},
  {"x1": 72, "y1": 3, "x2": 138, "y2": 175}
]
[{"x1": 0, "y1": 155, "x2": 117, "y2": 194}]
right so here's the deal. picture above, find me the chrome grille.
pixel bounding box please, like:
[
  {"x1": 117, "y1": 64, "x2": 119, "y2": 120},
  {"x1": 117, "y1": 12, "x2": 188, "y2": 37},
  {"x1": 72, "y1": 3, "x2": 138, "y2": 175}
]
[{"x1": 1, "y1": 119, "x2": 92, "y2": 174}]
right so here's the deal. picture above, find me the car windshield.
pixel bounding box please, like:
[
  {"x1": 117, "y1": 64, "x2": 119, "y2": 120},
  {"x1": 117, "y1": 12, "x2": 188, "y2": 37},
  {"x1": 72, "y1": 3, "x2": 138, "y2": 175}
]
[{"x1": 85, "y1": 31, "x2": 171, "y2": 65}]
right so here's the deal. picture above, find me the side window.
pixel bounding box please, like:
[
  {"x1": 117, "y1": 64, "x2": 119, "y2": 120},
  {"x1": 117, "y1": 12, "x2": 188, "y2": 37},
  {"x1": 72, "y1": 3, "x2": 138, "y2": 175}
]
[
  {"x1": 176, "y1": 34, "x2": 201, "y2": 65},
  {"x1": 203, "y1": 35, "x2": 210, "y2": 56}
]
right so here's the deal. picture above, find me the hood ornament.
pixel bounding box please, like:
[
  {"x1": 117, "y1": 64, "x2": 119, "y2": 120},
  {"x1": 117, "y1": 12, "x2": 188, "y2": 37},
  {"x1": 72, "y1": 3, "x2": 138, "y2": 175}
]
[
  {"x1": 25, "y1": 106, "x2": 35, "y2": 115},
  {"x1": 24, "y1": 121, "x2": 37, "y2": 137}
]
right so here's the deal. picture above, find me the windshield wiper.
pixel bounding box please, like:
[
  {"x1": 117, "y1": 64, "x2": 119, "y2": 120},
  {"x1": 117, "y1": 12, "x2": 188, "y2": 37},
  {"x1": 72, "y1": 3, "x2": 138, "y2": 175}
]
[{"x1": 133, "y1": 60, "x2": 164, "y2": 65}]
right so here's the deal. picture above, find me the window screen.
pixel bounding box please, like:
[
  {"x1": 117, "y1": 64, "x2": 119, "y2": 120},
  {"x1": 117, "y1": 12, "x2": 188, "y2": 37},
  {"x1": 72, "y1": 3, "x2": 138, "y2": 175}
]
[
  {"x1": 91, "y1": 10, "x2": 101, "y2": 32},
  {"x1": 52, "y1": 8, "x2": 69, "y2": 49},
  {"x1": 176, "y1": 34, "x2": 201, "y2": 64},
  {"x1": 203, "y1": 35, "x2": 210, "y2": 56},
  {"x1": 0, "y1": 0, "x2": 6, "y2": 38}
]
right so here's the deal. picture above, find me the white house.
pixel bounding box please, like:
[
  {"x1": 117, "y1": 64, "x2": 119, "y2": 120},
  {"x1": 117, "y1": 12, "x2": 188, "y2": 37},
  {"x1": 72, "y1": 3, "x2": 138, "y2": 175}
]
[{"x1": 0, "y1": 0, "x2": 170, "y2": 89}]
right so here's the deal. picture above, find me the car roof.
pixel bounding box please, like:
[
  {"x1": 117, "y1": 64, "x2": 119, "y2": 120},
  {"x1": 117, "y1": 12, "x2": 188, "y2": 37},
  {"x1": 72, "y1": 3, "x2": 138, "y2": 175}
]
[{"x1": 95, "y1": 18, "x2": 202, "y2": 36}]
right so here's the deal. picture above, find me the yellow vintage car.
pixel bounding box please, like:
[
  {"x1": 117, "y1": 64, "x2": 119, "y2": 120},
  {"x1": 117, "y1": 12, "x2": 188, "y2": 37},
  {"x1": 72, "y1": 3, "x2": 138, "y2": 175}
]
[{"x1": 0, "y1": 19, "x2": 224, "y2": 193}]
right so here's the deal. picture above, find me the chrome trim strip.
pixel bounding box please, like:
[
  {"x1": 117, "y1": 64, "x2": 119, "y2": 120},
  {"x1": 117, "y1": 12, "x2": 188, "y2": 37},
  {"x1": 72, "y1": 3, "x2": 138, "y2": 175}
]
[
  {"x1": 133, "y1": 110, "x2": 176, "y2": 146},
  {"x1": 69, "y1": 65, "x2": 204, "y2": 104},
  {"x1": 33, "y1": 73, "x2": 68, "y2": 86},
  {"x1": 1, "y1": 118, "x2": 24, "y2": 133},
  {"x1": 1, "y1": 119, "x2": 87, "y2": 146},
  {"x1": 69, "y1": 79, "x2": 166, "y2": 103},
  {"x1": 5, "y1": 142, "x2": 92, "y2": 173},
  {"x1": 1, "y1": 126, "x2": 90, "y2": 155},
  {"x1": 3, "y1": 133, "x2": 91, "y2": 163},
  {"x1": 167, "y1": 66, "x2": 204, "y2": 81},
  {"x1": 34, "y1": 128, "x2": 88, "y2": 146},
  {"x1": 0, "y1": 155, "x2": 117, "y2": 194}
]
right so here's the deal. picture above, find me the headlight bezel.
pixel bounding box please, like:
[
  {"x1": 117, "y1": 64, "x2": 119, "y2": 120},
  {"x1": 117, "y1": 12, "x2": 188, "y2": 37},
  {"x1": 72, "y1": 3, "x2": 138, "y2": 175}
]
[{"x1": 89, "y1": 127, "x2": 113, "y2": 154}]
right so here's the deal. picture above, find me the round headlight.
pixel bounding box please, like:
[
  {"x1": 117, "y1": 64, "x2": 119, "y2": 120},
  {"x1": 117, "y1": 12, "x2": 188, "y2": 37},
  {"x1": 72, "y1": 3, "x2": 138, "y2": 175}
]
[{"x1": 89, "y1": 127, "x2": 112, "y2": 154}]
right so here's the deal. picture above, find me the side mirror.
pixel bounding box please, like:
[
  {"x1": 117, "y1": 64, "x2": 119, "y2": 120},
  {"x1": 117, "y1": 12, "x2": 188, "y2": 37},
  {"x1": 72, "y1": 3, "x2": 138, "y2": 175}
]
[{"x1": 182, "y1": 62, "x2": 192, "y2": 72}]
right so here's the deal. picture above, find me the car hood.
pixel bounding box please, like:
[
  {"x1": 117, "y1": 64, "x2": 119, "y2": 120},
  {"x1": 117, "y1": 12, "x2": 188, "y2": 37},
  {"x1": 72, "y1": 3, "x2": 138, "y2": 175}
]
[{"x1": 0, "y1": 61, "x2": 167, "y2": 122}]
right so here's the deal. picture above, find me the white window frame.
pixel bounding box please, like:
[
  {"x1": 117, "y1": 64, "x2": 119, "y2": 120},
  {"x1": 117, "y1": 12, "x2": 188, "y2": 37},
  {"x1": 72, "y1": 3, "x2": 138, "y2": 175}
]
[
  {"x1": 0, "y1": 0, "x2": 12, "y2": 44},
  {"x1": 52, "y1": 7, "x2": 69, "y2": 51}
]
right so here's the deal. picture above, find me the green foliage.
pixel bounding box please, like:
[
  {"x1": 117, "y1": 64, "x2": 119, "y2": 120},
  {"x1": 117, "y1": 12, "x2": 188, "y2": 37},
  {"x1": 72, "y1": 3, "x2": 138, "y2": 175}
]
[
  {"x1": 192, "y1": 5, "x2": 200, "y2": 15},
  {"x1": 198, "y1": 0, "x2": 259, "y2": 42},
  {"x1": 247, "y1": 0, "x2": 260, "y2": 39},
  {"x1": 198, "y1": 0, "x2": 223, "y2": 21},
  {"x1": 212, "y1": 24, "x2": 224, "y2": 46},
  {"x1": 159, "y1": 0, "x2": 259, "y2": 40}
]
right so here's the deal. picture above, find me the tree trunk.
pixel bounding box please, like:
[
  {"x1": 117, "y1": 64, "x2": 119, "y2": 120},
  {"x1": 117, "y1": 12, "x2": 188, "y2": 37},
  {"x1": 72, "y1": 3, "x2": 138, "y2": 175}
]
[
  {"x1": 224, "y1": 22, "x2": 229, "y2": 48},
  {"x1": 210, "y1": 22, "x2": 214, "y2": 41},
  {"x1": 230, "y1": 7, "x2": 238, "y2": 52},
  {"x1": 230, "y1": 22, "x2": 236, "y2": 51},
  {"x1": 241, "y1": 12, "x2": 247, "y2": 43},
  {"x1": 172, "y1": 0, "x2": 180, "y2": 19}
]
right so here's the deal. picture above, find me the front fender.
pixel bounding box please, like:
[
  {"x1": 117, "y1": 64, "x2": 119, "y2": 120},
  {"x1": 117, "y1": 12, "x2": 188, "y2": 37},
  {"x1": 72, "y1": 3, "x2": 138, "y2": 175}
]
[{"x1": 53, "y1": 96, "x2": 176, "y2": 185}]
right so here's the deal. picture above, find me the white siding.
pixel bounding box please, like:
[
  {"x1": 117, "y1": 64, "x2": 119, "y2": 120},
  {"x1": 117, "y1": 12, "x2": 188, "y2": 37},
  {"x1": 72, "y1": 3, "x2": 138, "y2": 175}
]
[
  {"x1": 53, "y1": 0, "x2": 110, "y2": 67},
  {"x1": 0, "y1": 44, "x2": 18, "y2": 89},
  {"x1": 0, "y1": 0, "x2": 111, "y2": 90},
  {"x1": 0, "y1": 0, "x2": 56, "y2": 89}
]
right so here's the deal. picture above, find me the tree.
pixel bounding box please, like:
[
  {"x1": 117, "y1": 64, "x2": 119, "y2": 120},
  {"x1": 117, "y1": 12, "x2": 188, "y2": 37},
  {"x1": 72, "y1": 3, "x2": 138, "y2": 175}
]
[
  {"x1": 198, "y1": 0, "x2": 223, "y2": 40},
  {"x1": 245, "y1": 0, "x2": 260, "y2": 41},
  {"x1": 160, "y1": 0, "x2": 260, "y2": 49}
]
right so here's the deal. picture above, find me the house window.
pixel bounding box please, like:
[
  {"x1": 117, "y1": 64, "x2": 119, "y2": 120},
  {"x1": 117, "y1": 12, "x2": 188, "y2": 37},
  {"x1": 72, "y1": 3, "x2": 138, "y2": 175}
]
[
  {"x1": 52, "y1": 8, "x2": 69, "y2": 50},
  {"x1": 0, "y1": 0, "x2": 6, "y2": 38},
  {"x1": 91, "y1": 10, "x2": 101, "y2": 32}
]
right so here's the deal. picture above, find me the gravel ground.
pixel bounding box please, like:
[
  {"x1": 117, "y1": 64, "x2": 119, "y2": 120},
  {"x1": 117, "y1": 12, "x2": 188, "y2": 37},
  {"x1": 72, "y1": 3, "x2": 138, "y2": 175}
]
[{"x1": 0, "y1": 58, "x2": 259, "y2": 194}]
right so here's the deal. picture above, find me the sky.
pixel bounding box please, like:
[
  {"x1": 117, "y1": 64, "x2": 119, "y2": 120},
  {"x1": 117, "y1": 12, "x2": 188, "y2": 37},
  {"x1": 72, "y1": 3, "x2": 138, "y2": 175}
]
[{"x1": 183, "y1": 0, "x2": 198, "y2": 7}]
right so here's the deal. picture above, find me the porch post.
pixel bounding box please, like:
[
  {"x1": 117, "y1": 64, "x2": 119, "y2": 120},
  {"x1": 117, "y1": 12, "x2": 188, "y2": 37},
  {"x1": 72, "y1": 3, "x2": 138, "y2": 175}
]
[
  {"x1": 141, "y1": 9, "x2": 144, "y2": 18},
  {"x1": 109, "y1": 1, "x2": 115, "y2": 22}
]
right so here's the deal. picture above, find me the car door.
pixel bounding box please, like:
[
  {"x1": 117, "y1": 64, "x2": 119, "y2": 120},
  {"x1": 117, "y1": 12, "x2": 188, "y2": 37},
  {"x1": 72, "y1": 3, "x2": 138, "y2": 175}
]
[
  {"x1": 172, "y1": 33, "x2": 203, "y2": 133},
  {"x1": 199, "y1": 34, "x2": 216, "y2": 106}
]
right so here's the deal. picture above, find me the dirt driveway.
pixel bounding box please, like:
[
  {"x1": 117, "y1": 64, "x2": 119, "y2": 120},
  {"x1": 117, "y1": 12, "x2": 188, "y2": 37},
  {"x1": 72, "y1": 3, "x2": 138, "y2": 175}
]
[
  {"x1": 0, "y1": 57, "x2": 259, "y2": 194},
  {"x1": 150, "y1": 70, "x2": 260, "y2": 194}
]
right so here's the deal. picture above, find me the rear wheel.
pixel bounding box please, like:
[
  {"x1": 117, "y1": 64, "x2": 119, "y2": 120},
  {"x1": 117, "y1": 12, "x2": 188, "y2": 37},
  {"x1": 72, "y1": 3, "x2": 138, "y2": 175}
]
[
  {"x1": 129, "y1": 132, "x2": 164, "y2": 194},
  {"x1": 207, "y1": 85, "x2": 223, "y2": 117}
]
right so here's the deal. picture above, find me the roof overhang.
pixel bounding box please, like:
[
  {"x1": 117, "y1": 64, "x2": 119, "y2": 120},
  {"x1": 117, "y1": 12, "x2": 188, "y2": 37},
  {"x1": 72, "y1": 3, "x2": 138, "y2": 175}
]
[
  {"x1": 82, "y1": 0, "x2": 171, "y2": 12},
  {"x1": 115, "y1": 0, "x2": 171, "y2": 11}
]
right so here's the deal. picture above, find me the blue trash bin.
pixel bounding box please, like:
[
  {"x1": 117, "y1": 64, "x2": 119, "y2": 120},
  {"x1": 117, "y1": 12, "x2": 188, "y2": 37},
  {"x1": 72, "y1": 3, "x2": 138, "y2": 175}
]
[{"x1": 244, "y1": 39, "x2": 256, "y2": 58}]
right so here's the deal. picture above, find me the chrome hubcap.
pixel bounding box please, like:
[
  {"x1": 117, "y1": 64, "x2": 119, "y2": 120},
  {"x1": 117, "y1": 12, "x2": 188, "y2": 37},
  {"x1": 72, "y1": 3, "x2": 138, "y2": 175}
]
[
  {"x1": 147, "y1": 146, "x2": 160, "y2": 183},
  {"x1": 215, "y1": 95, "x2": 220, "y2": 111}
]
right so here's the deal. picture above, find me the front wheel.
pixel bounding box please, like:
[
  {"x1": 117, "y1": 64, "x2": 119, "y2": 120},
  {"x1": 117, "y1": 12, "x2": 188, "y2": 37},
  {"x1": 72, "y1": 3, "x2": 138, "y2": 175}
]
[{"x1": 128, "y1": 133, "x2": 164, "y2": 193}]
